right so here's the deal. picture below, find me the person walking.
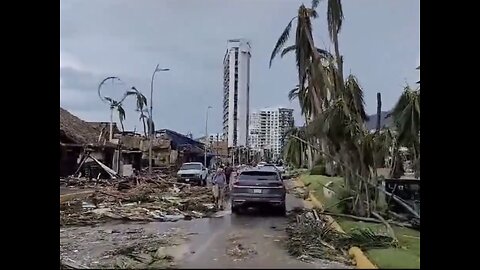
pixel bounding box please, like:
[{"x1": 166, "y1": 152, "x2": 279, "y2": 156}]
[
  {"x1": 211, "y1": 167, "x2": 227, "y2": 210},
  {"x1": 224, "y1": 163, "x2": 233, "y2": 191}
]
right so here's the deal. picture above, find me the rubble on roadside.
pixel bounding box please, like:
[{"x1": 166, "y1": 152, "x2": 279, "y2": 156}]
[
  {"x1": 60, "y1": 174, "x2": 216, "y2": 227},
  {"x1": 60, "y1": 226, "x2": 184, "y2": 269},
  {"x1": 286, "y1": 208, "x2": 396, "y2": 265},
  {"x1": 289, "y1": 185, "x2": 309, "y2": 200}
]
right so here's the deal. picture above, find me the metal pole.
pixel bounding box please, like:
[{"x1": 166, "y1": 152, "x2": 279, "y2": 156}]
[
  {"x1": 148, "y1": 65, "x2": 170, "y2": 175},
  {"x1": 204, "y1": 106, "x2": 212, "y2": 167},
  {"x1": 149, "y1": 64, "x2": 159, "y2": 175}
]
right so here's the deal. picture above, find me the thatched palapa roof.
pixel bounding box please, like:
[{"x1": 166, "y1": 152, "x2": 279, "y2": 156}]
[{"x1": 60, "y1": 107, "x2": 104, "y2": 145}]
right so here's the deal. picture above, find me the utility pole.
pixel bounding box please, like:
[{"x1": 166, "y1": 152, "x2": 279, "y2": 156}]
[
  {"x1": 149, "y1": 65, "x2": 170, "y2": 175},
  {"x1": 204, "y1": 106, "x2": 212, "y2": 168}
]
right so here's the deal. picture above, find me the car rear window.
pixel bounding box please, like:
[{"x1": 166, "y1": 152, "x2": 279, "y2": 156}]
[
  {"x1": 239, "y1": 171, "x2": 279, "y2": 180},
  {"x1": 180, "y1": 164, "x2": 201, "y2": 170}
]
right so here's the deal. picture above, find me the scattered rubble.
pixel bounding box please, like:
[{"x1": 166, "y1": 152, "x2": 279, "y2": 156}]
[
  {"x1": 60, "y1": 225, "x2": 186, "y2": 269},
  {"x1": 60, "y1": 174, "x2": 216, "y2": 227},
  {"x1": 289, "y1": 185, "x2": 309, "y2": 200},
  {"x1": 226, "y1": 233, "x2": 258, "y2": 261},
  {"x1": 286, "y1": 208, "x2": 397, "y2": 265}
]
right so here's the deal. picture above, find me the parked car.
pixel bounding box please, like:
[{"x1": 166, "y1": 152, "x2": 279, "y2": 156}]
[
  {"x1": 231, "y1": 167, "x2": 286, "y2": 215},
  {"x1": 257, "y1": 161, "x2": 267, "y2": 168},
  {"x1": 176, "y1": 162, "x2": 208, "y2": 186}
]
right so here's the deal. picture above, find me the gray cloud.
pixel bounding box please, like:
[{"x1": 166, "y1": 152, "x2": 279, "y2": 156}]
[{"x1": 60, "y1": 0, "x2": 419, "y2": 137}]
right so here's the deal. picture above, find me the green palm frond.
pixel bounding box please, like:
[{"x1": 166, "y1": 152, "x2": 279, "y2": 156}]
[
  {"x1": 327, "y1": 0, "x2": 344, "y2": 40},
  {"x1": 270, "y1": 17, "x2": 296, "y2": 67},
  {"x1": 347, "y1": 228, "x2": 398, "y2": 249},
  {"x1": 392, "y1": 86, "x2": 420, "y2": 147},
  {"x1": 117, "y1": 105, "x2": 126, "y2": 132},
  {"x1": 281, "y1": 45, "x2": 297, "y2": 57},
  {"x1": 288, "y1": 86, "x2": 300, "y2": 101},
  {"x1": 344, "y1": 74, "x2": 368, "y2": 122}
]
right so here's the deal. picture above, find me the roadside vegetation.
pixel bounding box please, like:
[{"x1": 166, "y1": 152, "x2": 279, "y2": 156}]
[
  {"x1": 300, "y1": 173, "x2": 420, "y2": 268},
  {"x1": 269, "y1": 1, "x2": 420, "y2": 266}
]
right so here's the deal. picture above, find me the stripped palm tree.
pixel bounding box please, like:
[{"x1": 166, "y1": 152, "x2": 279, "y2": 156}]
[{"x1": 270, "y1": 3, "x2": 338, "y2": 170}]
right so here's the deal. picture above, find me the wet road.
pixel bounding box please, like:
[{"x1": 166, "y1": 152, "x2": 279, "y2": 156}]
[{"x1": 60, "y1": 179, "x2": 352, "y2": 269}]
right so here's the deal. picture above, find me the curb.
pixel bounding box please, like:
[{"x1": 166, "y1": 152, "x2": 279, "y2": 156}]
[{"x1": 294, "y1": 177, "x2": 377, "y2": 269}]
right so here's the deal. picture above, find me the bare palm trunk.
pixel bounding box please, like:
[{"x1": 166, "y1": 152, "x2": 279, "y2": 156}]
[
  {"x1": 333, "y1": 32, "x2": 344, "y2": 86},
  {"x1": 376, "y1": 92, "x2": 382, "y2": 131},
  {"x1": 141, "y1": 117, "x2": 147, "y2": 137},
  {"x1": 109, "y1": 107, "x2": 114, "y2": 141}
]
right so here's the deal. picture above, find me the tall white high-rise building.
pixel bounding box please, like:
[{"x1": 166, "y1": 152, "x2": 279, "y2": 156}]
[
  {"x1": 249, "y1": 107, "x2": 294, "y2": 160},
  {"x1": 223, "y1": 39, "x2": 251, "y2": 148}
]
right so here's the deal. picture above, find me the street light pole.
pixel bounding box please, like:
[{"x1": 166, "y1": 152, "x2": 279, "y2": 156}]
[
  {"x1": 149, "y1": 65, "x2": 170, "y2": 175},
  {"x1": 204, "y1": 106, "x2": 212, "y2": 168}
]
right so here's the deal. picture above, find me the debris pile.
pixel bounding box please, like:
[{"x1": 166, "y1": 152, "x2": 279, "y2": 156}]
[
  {"x1": 60, "y1": 174, "x2": 216, "y2": 226},
  {"x1": 60, "y1": 226, "x2": 183, "y2": 269},
  {"x1": 286, "y1": 208, "x2": 397, "y2": 264}
]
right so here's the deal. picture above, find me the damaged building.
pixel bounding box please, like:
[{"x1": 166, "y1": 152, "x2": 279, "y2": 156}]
[
  {"x1": 145, "y1": 129, "x2": 209, "y2": 170},
  {"x1": 60, "y1": 107, "x2": 209, "y2": 178},
  {"x1": 60, "y1": 107, "x2": 142, "y2": 178}
]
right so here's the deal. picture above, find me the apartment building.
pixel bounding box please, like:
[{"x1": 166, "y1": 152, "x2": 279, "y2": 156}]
[
  {"x1": 249, "y1": 107, "x2": 294, "y2": 160},
  {"x1": 223, "y1": 39, "x2": 251, "y2": 148}
]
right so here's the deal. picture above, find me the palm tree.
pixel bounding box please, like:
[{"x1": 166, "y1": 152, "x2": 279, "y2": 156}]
[
  {"x1": 129, "y1": 87, "x2": 149, "y2": 136},
  {"x1": 98, "y1": 78, "x2": 148, "y2": 135},
  {"x1": 390, "y1": 85, "x2": 420, "y2": 177},
  {"x1": 269, "y1": 4, "x2": 328, "y2": 116},
  {"x1": 98, "y1": 77, "x2": 129, "y2": 137},
  {"x1": 270, "y1": 3, "x2": 339, "y2": 170},
  {"x1": 283, "y1": 127, "x2": 308, "y2": 168}
]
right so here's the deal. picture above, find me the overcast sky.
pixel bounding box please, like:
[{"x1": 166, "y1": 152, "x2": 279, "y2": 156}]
[{"x1": 60, "y1": 0, "x2": 419, "y2": 138}]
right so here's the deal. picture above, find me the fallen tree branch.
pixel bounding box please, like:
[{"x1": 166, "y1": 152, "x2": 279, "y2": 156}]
[
  {"x1": 388, "y1": 210, "x2": 409, "y2": 222},
  {"x1": 323, "y1": 196, "x2": 354, "y2": 211},
  {"x1": 98, "y1": 190, "x2": 127, "y2": 200},
  {"x1": 319, "y1": 211, "x2": 417, "y2": 230},
  {"x1": 372, "y1": 211, "x2": 397, "y2": 242}
]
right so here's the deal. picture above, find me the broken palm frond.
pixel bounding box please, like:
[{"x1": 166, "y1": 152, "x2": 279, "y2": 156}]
[
  {"x1": 345, "y1": 228, "x2": 398, "y2": 249},
  {"x1": 286, "y1": 209, "x2": 397, "y2": 263},
  {"x1": 319, "y1": 211, "x2": 418, "y2": 230}
]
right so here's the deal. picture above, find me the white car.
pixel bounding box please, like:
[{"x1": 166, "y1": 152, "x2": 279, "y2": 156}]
[
  {"x1": 176, "y1": 162, "x2": 208, "y2": 186},
  {"x1": 257, "y1": 162, "x2": 267, "y2": 168}
]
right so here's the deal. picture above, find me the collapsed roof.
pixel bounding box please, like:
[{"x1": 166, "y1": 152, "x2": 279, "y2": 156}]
[{"x1": 60, "y1": 107, "x2": 112, "y2": 146}]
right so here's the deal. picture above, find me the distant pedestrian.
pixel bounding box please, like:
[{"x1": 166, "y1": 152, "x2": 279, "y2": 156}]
[
  {"x1": 211, "y1": 167, "x2": 227, "y2": 210},
  {"x1": 225, "y1": 163, "x2": 233, "y2": 185}
]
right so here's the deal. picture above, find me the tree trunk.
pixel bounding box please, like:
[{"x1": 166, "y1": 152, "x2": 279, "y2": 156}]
[
  {"x1": 306, "y1": 145, "x2": 314, "y2": 169},
  {"x1": 333, "y1": 32, "x2": 344, "y2": 85},
  {"x1": 376, "y1": 93, "x2": 382, "y2": 131},
  {"x1": 141, "y1": 116, "x2": 147, "y2": 137}
]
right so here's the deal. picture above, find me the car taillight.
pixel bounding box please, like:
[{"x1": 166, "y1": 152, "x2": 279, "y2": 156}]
[{"x1": 269, "y1": 182, "x2": 283, "y2": 187}]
